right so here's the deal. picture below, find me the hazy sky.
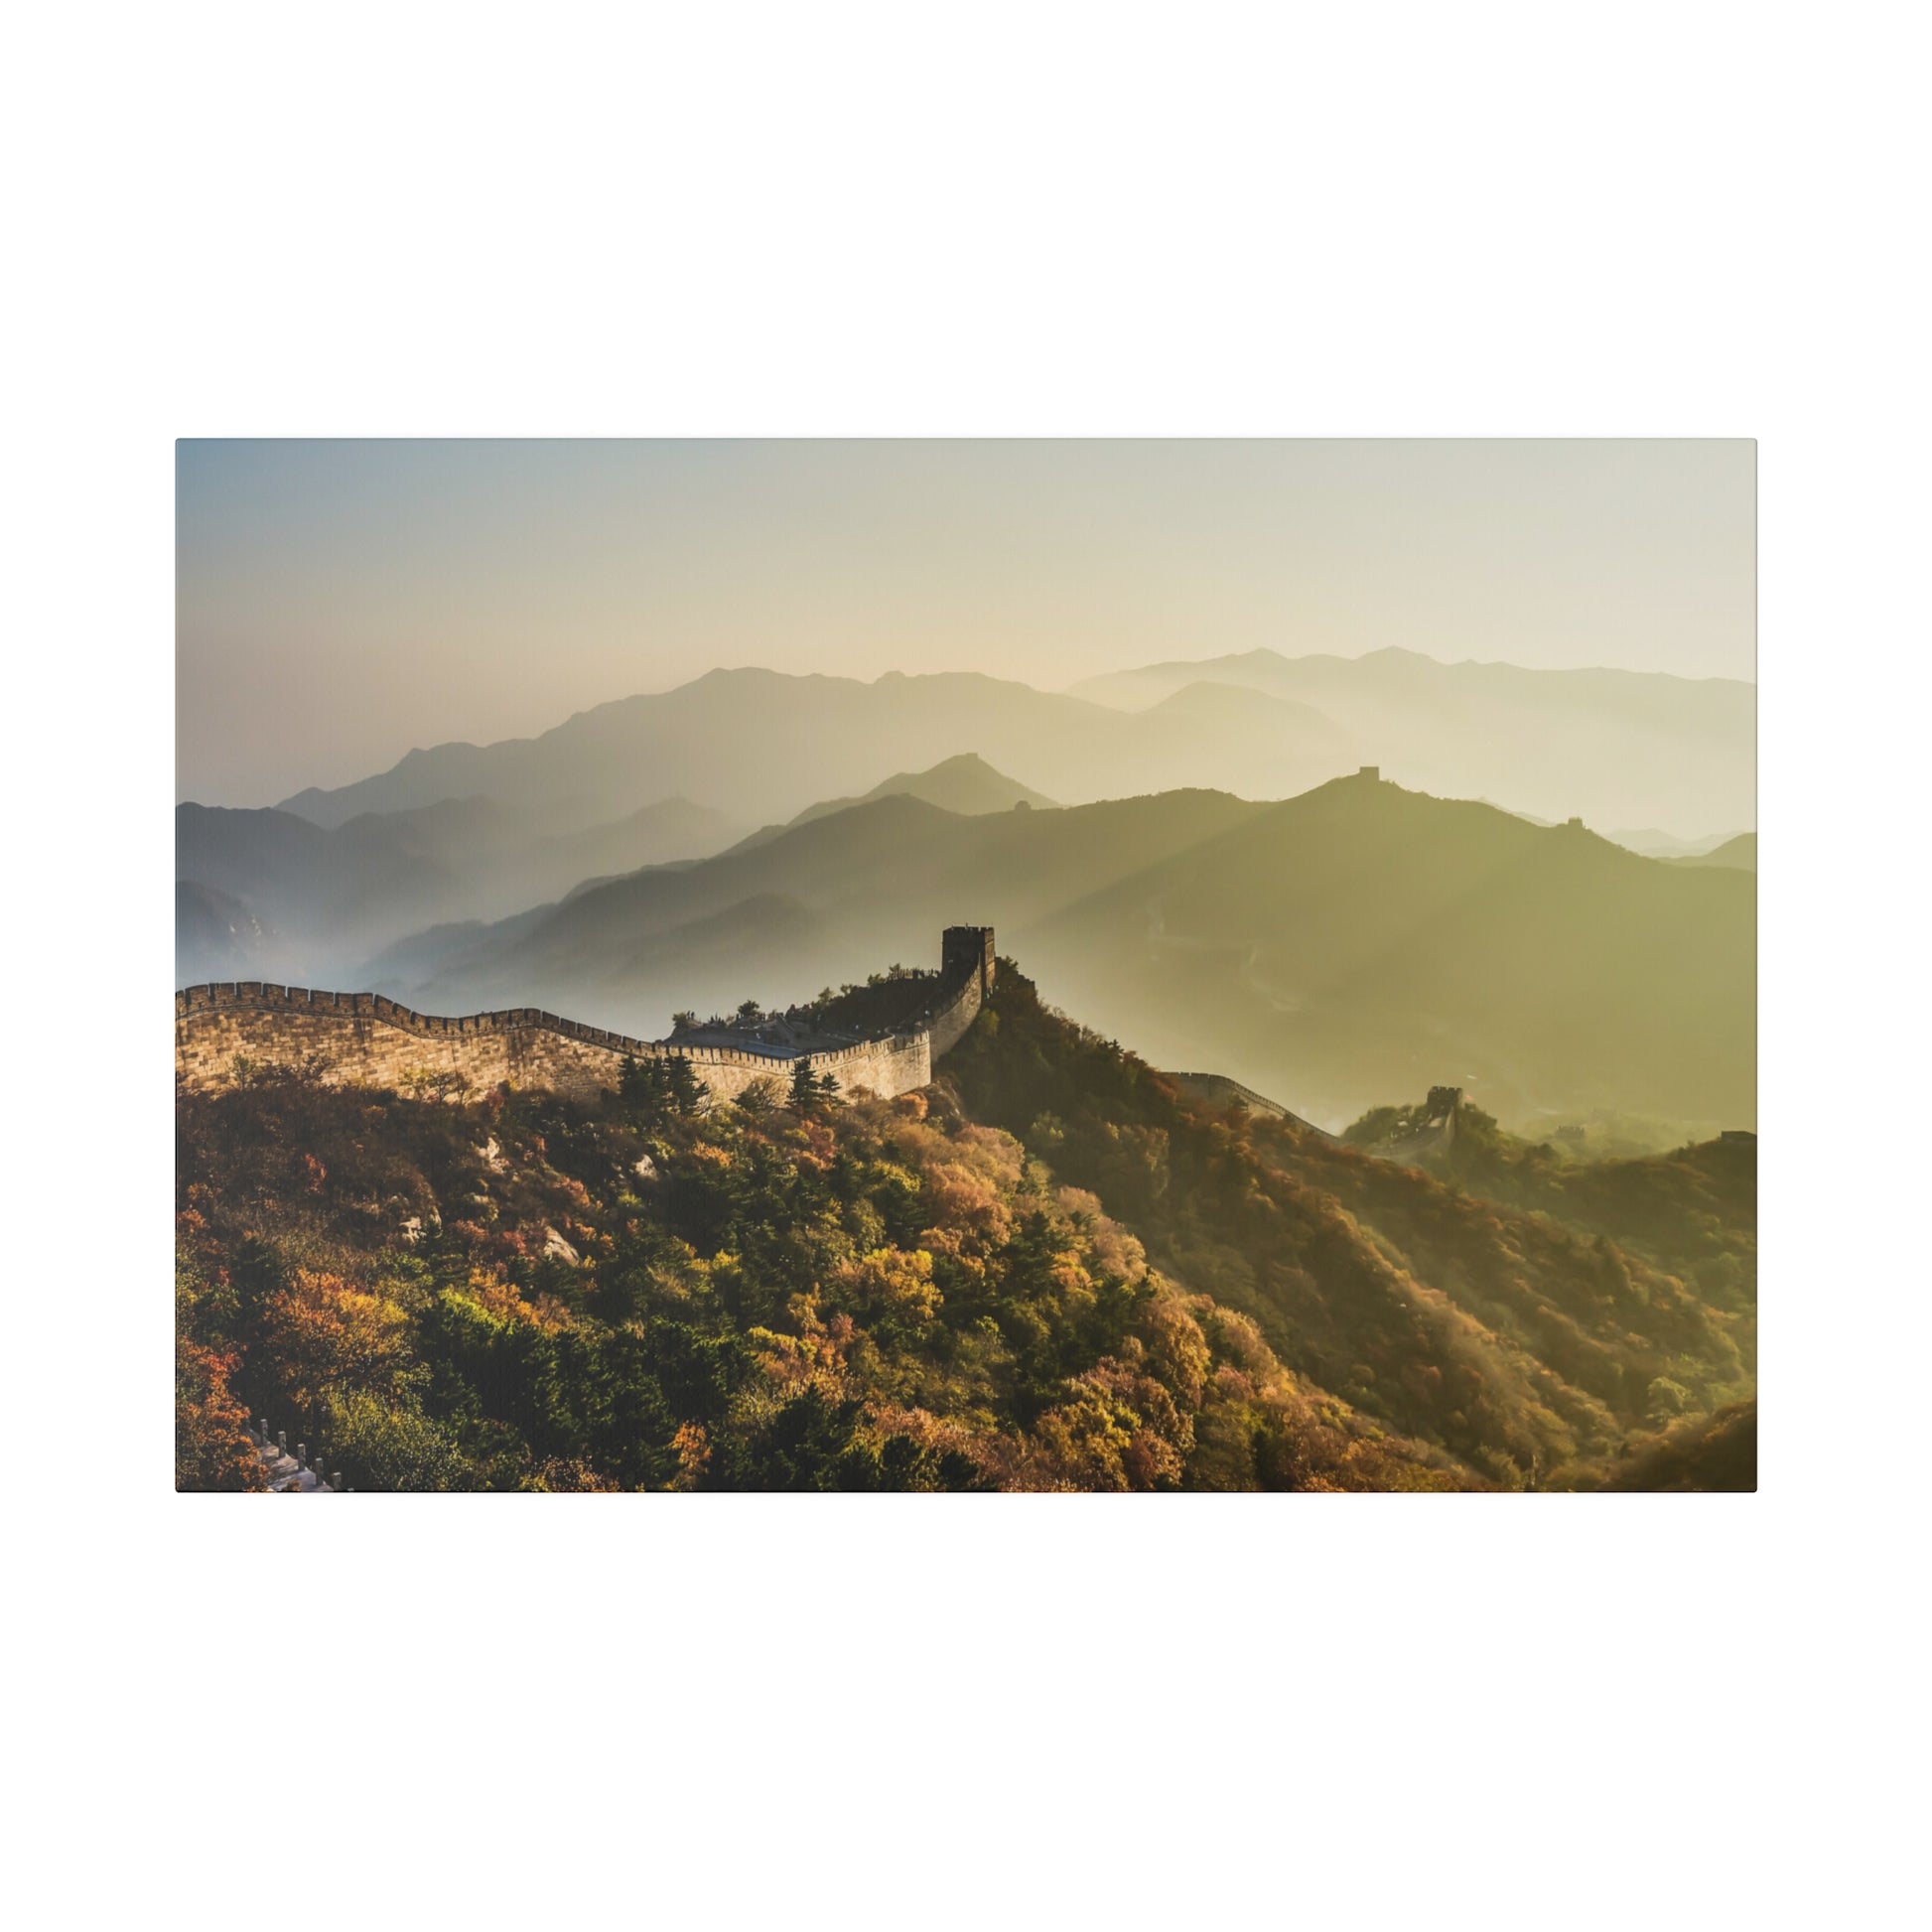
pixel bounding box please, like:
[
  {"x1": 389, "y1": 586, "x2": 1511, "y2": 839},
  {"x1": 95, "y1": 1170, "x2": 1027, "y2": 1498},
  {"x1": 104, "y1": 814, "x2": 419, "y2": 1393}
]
[{"x1": 178, "y1": 439, "x2": 1754, "y2": 804}]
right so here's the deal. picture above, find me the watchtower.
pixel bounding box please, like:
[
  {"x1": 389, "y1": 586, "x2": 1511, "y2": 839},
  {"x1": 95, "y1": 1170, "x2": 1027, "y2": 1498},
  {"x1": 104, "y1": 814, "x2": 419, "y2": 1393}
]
[{"x1": 941, "y1": 925, "x2": 996, "y2": 996}]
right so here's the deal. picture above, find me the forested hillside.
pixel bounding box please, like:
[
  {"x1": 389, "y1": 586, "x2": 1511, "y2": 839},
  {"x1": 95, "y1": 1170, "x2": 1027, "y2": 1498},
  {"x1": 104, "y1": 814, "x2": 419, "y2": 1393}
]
[
  {"x1": 177, "y1": 960, "x2": 1752, "y2": 1492},
  {"x1": 177, "y1": 1047, "x2": 1463, "y2": 1493},
  {"x1": 938, "y1": 966, "x2": 1755, "y2": 1488},
  {"x1": 1341, "y1": 1096, "x2": 1755, "y2": 1321}
]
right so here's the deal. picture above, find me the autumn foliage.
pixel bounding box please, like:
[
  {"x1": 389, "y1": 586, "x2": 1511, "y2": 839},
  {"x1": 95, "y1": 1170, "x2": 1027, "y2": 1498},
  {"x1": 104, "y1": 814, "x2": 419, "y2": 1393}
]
[
  {"x1": 937, "y1": 964, "x2": 1756, "y2": 1489},
  {"x1": 175, "y1": 1049, "x2": 1461, "y2": 1491},
  {"x1": 174, "y1": 958, "x2": 1751, "y2": 1491}
]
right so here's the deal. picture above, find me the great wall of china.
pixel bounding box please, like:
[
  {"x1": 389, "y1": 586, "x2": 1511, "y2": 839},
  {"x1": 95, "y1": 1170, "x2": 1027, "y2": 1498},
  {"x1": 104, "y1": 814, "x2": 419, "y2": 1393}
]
[{"x1": 175, "y1": 925, "x2": 996, "y2": 1106}]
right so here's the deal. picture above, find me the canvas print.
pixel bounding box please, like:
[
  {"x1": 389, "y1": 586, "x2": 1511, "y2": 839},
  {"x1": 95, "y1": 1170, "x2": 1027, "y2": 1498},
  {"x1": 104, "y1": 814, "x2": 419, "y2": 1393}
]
[{"x1": 175, "y1": 439, "x2": 1756, "y2": 1493}]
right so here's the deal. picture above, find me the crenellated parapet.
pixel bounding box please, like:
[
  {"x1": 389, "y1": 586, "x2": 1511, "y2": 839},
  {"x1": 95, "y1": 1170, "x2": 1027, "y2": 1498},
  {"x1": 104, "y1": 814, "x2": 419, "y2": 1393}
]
[
  {"x1": 175, "y1": 928, "x2": 997, "y2": 1107},
  {"x1": 175, "y1": 982, "x2": 670, "y2": 1052}
]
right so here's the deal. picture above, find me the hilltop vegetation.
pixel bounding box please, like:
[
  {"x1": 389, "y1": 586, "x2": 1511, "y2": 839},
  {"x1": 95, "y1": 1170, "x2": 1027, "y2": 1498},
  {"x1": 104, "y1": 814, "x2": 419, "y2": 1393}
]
[
  {"x1": 938, "y1": 965, "x2": 1754, "y2": 1487},
  {"x1": 176, "y1": 959, "x2": 1752, "y2": 1491},
  {"x1": 177, "y1": 1053, "x2": 1463, "y2": 1493},
  {"x1": 1342, "y1": 1097, "x2": 1756, "y2": 1323},
  {"x1": 1561, "y1": 1399, "x2": 1758, "y2": 1492}
]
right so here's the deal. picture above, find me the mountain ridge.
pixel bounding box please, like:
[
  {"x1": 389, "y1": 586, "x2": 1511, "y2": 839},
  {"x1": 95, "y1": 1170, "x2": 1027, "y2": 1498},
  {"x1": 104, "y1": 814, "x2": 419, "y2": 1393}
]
[
  {"x1": 265, "y1": 648, "x2": 1748, "y2": 838},
  {"x1": 176, "y1": 792, "x2": 743, "y2": 986},
  {"x1": 1067, "y1": 645, "x2": 1754, "y2": 834},
  {"x1": 729, "y1": 753, "x2": 1057, "y2": 853},
  {"x1": 345, "y1": 772, "x2": 1752, "y2": 1135}
]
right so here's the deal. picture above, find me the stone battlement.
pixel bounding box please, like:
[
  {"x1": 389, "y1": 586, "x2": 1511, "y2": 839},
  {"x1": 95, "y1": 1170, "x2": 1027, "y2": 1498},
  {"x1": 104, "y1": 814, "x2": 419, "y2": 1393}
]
[{"x1": 175, "y1": 928, "x2": 996, "y2": 1107}]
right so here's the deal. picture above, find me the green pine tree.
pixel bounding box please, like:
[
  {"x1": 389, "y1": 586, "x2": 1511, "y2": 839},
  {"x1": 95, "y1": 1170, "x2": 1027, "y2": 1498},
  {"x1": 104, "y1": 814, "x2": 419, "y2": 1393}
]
[
  {"x1": 667, "y1": 1053, "x2": 704, "y2": 1117},
  {"x1": 788, "y1": 1055, "x2": 820, "y2": 1114}
]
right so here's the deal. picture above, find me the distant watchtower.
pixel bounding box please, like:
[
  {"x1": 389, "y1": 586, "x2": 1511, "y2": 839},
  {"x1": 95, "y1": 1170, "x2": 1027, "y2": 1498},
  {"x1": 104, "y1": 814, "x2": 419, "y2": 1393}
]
[
  {"x1": 1359, "y1": 764, "x2": 1381, "y2": 781},
  {"x1": 942, "y1": 925, "x2": 996, "y2": 997}
]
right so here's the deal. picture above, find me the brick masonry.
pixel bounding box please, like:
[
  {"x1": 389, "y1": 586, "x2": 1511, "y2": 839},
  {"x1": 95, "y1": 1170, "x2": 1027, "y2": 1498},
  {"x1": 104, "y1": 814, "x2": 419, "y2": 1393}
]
[{"x1": 176, "y1": 926, "x2": 995, "y2": 1107}]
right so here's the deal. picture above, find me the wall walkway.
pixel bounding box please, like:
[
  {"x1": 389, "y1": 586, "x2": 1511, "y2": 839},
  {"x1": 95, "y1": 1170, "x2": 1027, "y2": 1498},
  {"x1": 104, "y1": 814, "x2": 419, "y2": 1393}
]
[{"x1": 175, "y1": 927, "x2": 995, "y2": 1108}]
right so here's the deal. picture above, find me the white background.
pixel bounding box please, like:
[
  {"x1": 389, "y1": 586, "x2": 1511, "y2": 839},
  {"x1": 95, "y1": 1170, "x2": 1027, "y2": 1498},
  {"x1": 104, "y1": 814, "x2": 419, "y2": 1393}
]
[{"x1": 5, "y1": 3, "x2": 1925, "y2": 1926}]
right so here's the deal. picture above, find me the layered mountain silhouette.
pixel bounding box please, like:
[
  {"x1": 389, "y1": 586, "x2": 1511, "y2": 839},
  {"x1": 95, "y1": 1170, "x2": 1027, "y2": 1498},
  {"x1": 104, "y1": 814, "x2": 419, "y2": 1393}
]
[
  {"x1": 183, "y1": 650, "x2": 1756, "y2": 1132},
  {"x1": 274, "y1": 667, "x2": 1358, "y2": 835},
  {"x1": 1668, "y1": 832, "x2": 1755, "y2": 871},
  {"x1": 728, "y1": 753, "x2": 1055, "y2": 853},
  {"x1": 176, "y1": 793, "x2": 741, "y2": 984},
  {"x1": 359, "y1": 772, "x2": 1751, "y2": 1133},
  {"x1": 1070, "y1": 646, "x2": 1754, "y2": 834},
  {"x1": 269, "y1": 654, "x2": 1751, "y2": 847},
  {"x1": 1610, "y1": 826, "x2": 1748, "y2": 859},
  {"x1": 1016, "y1": 773, "x2": 1754, "y2": 1131},
  {"x1": 385, "y1": 786, "x2": 1261, "y2": 1020},
  {"x1": 175, "y1": 880, "x2": 283, "y2": 979}
]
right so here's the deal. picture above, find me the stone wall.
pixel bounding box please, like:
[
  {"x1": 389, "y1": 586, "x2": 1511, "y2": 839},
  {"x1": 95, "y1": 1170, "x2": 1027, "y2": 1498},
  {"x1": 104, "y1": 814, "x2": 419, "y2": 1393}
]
[
  {"x1": 175, "y1": 928, "x2": 994, "y2": 1109},
  {"x1": 929, "y1": 923, "x2": 996, "y2": 1056}
]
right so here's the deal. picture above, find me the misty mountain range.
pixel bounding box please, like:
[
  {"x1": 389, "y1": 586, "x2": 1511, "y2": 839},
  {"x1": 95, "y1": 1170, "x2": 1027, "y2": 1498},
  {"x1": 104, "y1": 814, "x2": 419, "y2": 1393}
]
[
  {"x1": 1073, "y1": 646, "x2": 1752, "y2": 828},
  {"x1": 176, "y1": 793, "x2": 746, "y2": 974},
  {"x1": 727, "y1": 752, "x2": 1056, "y2": 853},
  {"x1": 1667, "y1": 832, "x2": 1756, "y2": 871},
  {"x1": 268, "y1": 648, "x2": 1752, "y2": 839},
  {"x1": 327, "y1": 772, "x2": 1748, "y2": 1133},
  {"x1": 178, "y1": 646, "x2": 1756, "y2": 1133},
  {"x1": 273, "y1": 665, "x2": 1355, "y2": 834}
]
